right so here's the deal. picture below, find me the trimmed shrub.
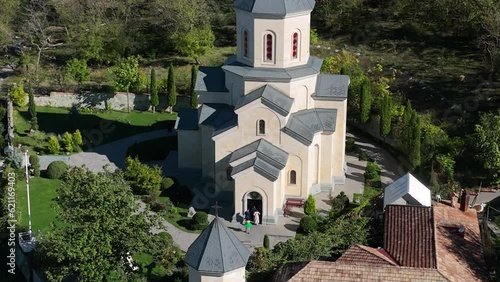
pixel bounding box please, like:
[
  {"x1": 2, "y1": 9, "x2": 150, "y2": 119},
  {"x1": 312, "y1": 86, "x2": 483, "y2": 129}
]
[
  {"x1": 151, "y1": 202, "x2": 167, "y2": 212},
  {"x1": 364, "y1": 161, "x2": 381, "y2": 188},
  {"x1": 263, "y1": 234, "x2": 270, "y2": 249},
  {"x1": 358, "y1": 150, "x2": 368, "y2": 161},
  {"x1": 46, "y1": 161, "x2": 68, "y2": 179},
  {"x1": 303, "y1": 195, "x2": 317, "y2": 216},
  {"x1": 191, "y1": 211, "x2": 208, "y2": 230},
  {"x1": 157, "y1": 232, "x2": 173, "y2": 242},
  {"x1": 298, "y1": 216, "x2": 317, "y2": 234},
  {"x1": 161, "y1": 177, "x2": 174, "y2": 190},
  {"x1": 346, "y1": 138, "x2": 357, "y2": 153},
  {"x1": 47, "y1": 135, "x2": 60, "y2": 154},
  {"x1": 330, "y1": 192, "x2": 350, "y2": 219},
  {"x1": 29, "y1": 154, "x2": 41, "y2": 177}
]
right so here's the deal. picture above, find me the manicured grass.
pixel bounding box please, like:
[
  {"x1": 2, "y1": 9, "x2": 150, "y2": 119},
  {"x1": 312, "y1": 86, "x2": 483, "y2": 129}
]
[
  {"x1": 161, "y1": 202, "x2": 201, "y2": 234},
  {"x1": 14, "y1": 106, "x2": 177, "y2": 153},
  {"x1": 127, "y1": 135, "x2": 178, "y2": 162},
  {"x1": 16, "y1": 177, "x2": 60, "y2": 234}
]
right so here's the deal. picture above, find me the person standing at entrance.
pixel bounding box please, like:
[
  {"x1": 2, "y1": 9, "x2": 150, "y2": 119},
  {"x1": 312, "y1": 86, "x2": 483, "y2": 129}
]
[
  {"x1": 250, "y1": 206, "x2": 257, "y2": 221},
  {"x1": 253, "y1": 209, "x2": 261, "y2": 225},
  {"x1": 244, "y1": 208, "x2": 251, "y2": 223}
]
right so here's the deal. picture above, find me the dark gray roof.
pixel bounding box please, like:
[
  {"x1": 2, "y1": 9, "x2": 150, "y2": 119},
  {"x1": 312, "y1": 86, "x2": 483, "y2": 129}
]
[
  {"x1": 222, "y1": 56, "x2": 322, "y2": 82},
  {"x1": 175, "y1": 108, "x2": 199, "y2": 131},
  {"x1": 230, "y1": 139, "x2": 289, "y2": 181},
  {"x1": 234, "y1": 85, "x2": 294, "y2": 116},
  {"x1": 184, "y1": 217, "x2": 250, "y2": 273},
  {"x1": 233, "y1": 0, "x2": 315, "y2": 16},
  {"x1": 195, "y1": 67, "x2": 228, "y2": 93},
  {"x1": 283, "y1": 109, "x2": 337, "y2": 145},
  {"x1": 312, "y1": 74, "x2": 349, "y2": 100},
  {"x1": 199, "y1": 104, "x2": 238, "y2": 136}
]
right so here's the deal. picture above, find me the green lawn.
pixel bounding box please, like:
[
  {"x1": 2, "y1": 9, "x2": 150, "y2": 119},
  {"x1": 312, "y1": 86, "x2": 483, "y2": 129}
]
[
  {"x1": 127, "y1": 135, "x2": 178, "y2": 162},
  {"x1": 16, "y1": 177, "x2": 60, "y2": 234},
  {"x1": 159, "y1": 200, "x2": 201, "y2": 234},
  {"x1": 14, "y1": 106, "x2": 177, "y2": 153}
]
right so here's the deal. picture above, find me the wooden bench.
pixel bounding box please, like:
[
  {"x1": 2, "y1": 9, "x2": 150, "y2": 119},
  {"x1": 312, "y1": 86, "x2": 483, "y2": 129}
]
[{"x1": 283, "y1": 198, "x2": 305, "y2": 217}]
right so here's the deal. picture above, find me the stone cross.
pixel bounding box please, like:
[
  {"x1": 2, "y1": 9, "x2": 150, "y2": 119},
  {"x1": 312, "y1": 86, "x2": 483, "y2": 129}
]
[{"x1": 212, "y1": 201, "x2": 222, "y2": 217}]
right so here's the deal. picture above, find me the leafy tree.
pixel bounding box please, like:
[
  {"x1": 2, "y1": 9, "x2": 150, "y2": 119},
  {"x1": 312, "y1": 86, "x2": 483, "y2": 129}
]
[
  {"x1": 304, "y1": 194, "x2": 317, "y2": 216},
  {"x1": 10, "y1": 83, "x2": 26, "y2": 107},
  {"x1": 360, "y1": 78, "x2": 372, "y2": 124},
  {"x1": 109, "y1": 56, "x2": 140, "y2": 113},
  {"x1": 468, "y1": 112, "x2": 500, "y2": 183},
  {"x1": 47, "y1": 135, "x2": 60, "y2": 154},
  {"x1": 124, "y1": 156, "x2": 163, "y2": 195},
  {"x1": 189, "y1": 64, "x2": 198, "y2": 109},
  {"x1": 174, "y1": 25, "x2": 215, "y2": 64},
  {"x1": 66, "y1": 58, "x2": 91, "y2": 87},
  {"x1": 72, "y1": 129, "x2": 83, "y2": 152},
  {"x1": 408, "y1": 111, "x2": 421, "y2": 170},
  {"x1": 166, "y1": 64, "x2": 176, "y2": 113},
  {"x1": 35, "y1": 167, "x2": 173, "y2": 281},
  {"x1": 150, "y1": 68, "x2": 159, "y2": 113},
  {"x1": 380, "y1": 93, "x2": 392, "y2": 138},
  {"x1": 62, "y1": 132, "x2": 73, "y2": 152},
  {"x1": 313, "y1": 0, "x2": 364, "y2": 34}
]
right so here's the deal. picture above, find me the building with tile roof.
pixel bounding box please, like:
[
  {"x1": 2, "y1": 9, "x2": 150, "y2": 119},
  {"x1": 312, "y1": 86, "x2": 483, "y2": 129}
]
[
  {"x1": 184, "y1": 216, "x2": 250, "y2": 282},
  {"x1": 175, "y1": 0, "x2": 349, "y2": 224}
]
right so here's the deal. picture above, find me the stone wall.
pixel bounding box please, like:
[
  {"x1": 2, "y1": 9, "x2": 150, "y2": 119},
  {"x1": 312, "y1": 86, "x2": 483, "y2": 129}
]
[{"x1": 33, "y1": 92, "x2": 190, "y2": 111}]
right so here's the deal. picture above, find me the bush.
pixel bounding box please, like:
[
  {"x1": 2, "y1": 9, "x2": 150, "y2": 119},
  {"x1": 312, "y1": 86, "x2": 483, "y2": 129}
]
[
  {"x1": 47, "y1": 136, "x2": 60, "y2": 154},
  {"x1": 46, "y1": 161, "x2": 68, "y2": 179},
  {"x1": 298, "y1": 216, "x2": 317, "y2": 234},
  {"x1": 151, "y1": 201, "x2": 167, "y2": 212},
  {"x1": 330, "y1": 192, "x2": 350, "y2": 219},
  {"x1": 364, "y1": 161, "x2": 381, "y2": 188},
  {"x1": 161, "y1": 177, "x2": 174, "y2": 190},
  {"x1": 358, "y1": 150, "x2": 368, "y2": 161},
  {"x1": 157, "y1": 232, "x2": 172, "y2": 242},
  {"x1": 191, "y1": 211, "x2": 208, "y2": 230},
  {"x1": 263, "y1": 234, "x2": 270, "y2": 249},
  {"x1": 29, "y1": 154, "x2": 40, "y2": 166},
  {"x1": 346, "y1": 138, "x2": 357, "y2": 154},
  {"x1": 303, "y1": 195, "x2": 317, "y2": 216}
]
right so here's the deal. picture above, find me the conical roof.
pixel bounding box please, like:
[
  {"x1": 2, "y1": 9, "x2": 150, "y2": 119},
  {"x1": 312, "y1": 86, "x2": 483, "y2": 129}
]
[
  {"x1": 184, "y1": 217, "x2": 251, "y2": 273},
  {"x1": 233, "y1": 0, "x2": 315, "y2": 16}
]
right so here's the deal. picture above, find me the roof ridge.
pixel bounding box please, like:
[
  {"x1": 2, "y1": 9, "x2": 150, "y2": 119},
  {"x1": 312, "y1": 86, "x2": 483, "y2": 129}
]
[
  {"x1": 312, "y1": 109, "x2": 324, "y2": 131},
  {"x1": 195, "y1": 219, "x2": 214, "y2": 269}
]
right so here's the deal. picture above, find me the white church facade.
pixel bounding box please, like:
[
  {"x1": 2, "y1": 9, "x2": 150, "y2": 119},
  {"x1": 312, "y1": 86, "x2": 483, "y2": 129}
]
[{"x1": 175, "y1": 0, "x2": 349, "y2": 225}]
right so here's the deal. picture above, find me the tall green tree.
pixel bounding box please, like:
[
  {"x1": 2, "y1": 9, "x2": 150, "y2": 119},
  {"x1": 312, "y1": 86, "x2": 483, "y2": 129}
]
[
  {"x1": 408, "y1": 111, "x2": 421, "y2": 170},
  {"x1": 35, "y1": 167, "x2": 172, "y2": 281},
  {"x1": 10, "y1": 83, "x2": 26, "y2": 107},
  {"x1": 166, "y1": 64, "x2": 176, "y2": 113},
  {"x1": 174, "y1": 25, "x2": 215, "y2": 64},
  {"x1": 28, "y1": 86, "x2": 38, "y2": 130},
  {"x1": 150, "y1": 68, "x2": 159, "y2": 113},
  {"x1": 380, "y1": 94, "x2": 392, "y2": 138},
  {"x1": 66, "y1": 58, "x2": 91, "y2": 88},
  {"x1": 401, "y1": 100, "x2": 413, "y2": 151},
  {"x1": 124, "y1": 156, "x2": 163, "y2": 195},
  {"x1": 468, "y1": 111, "x2": 500, "y2": 183},
  {"x1": 109, "y1": 56, "x2": 140, "y2": 113},
  {"x1": 189, "y1": 64, "x2": 198, "y2": 109},
  {"x1": 359, "y1": 78, "x2": 372, "y2": 125},
  {"x1": 304, "y1": 195, "x2": 317, "y2": 216}
]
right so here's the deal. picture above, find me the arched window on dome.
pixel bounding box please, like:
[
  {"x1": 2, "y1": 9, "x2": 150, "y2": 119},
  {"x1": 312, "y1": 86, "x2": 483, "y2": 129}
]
[
  {"x1": 292, "y1": 32, "x2": 299, "y2": 60},
  {"x1": 243, "y1": 29, "x2": 249, "y2": 57},
  {"x1": 290, "y1": 170, "x2": 297, "y2": 185},
  {"x1": 263, "y1": 32, "x2": 274, "y2": 63},
  {"x1": 257, "y1": 119, "x2": 266, "y2": 135}
]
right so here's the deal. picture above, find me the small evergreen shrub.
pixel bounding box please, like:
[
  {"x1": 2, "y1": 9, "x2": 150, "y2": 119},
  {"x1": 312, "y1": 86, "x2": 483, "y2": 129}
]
[
  {"x1": 330, "y1": 192, "x2": 350, "y2": 219},
  {"x1": 29, "y1": 154, "x2": 41, "y2": 177},
  {"x1": 364, "y1": 161, "x2": 381, "y2": 188},
  {"x1": 161, "y1": 177, "x2": 174, "y2": 190},
  {"x1": 303, "y1": 195, "x2": 317, "y2": 216},
  {"x1": 358, "y1": 150, "x2": 368, "y2": 161},
  {"x1": 298, "y1": 216, "x2": 317, "y2": 234},
  {"x1": 46, "y1": 161, "x2": 68, "y2": 179},
  {"x1": 346, "y1": 138, "x2": 357, "y2": 153},
  {"x1": 191, "y1": 211, "x2": 208, "y2": 230},
  {"x1": 263, "y1": 234, "x2": 270, "y2": 249}
]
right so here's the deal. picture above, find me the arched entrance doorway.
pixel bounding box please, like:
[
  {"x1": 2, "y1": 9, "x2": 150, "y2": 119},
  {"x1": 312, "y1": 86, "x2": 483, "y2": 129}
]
[{"x1": 245, "y1": 191, "x2": 263, "y2": 224}]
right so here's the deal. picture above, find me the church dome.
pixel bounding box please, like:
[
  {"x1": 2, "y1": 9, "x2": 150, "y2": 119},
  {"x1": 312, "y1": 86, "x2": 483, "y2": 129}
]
[{"x1": 233, "y1": 0, "x2": 315, "y2": 16}]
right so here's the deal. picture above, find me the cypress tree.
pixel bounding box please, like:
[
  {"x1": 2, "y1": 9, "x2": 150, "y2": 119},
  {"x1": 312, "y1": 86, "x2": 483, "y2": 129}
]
[
  {"x1": 189, "y1": 64, "x2": 198, "y2": 109},
  {"x1": 263, "y1": 234, "x2": 270, "y2": 249},
  {"x1": 28, "y1": 87, "x2": 38, "y2": 130},
  {"x1": 409, "y1": 110, "x2": 421, "y2": 170},
  {"x1": 380, "y1": 94, "x2": 392, "y2": 138},
  {"x1": 150, "y1": 68, "x2": 159, "y2": 113},
  {"x1": 167, "y1": 64, "x2": 176, "y2": 113},
  {"x1": 359, "y1": 78, "x2": 372, "y2": 125},
  {"x1": 401, "y1": 100, "x2": 413, "y2": 151}
]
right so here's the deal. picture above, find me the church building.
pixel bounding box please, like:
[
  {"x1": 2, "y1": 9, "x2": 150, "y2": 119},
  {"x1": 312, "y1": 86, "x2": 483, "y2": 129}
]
[{"x1": 175, "y1": 0, "x2": 349, "y2": 225}]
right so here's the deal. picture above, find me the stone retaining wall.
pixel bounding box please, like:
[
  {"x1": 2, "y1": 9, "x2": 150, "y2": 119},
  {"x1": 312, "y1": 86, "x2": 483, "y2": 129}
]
[{"x1": 32, "y1": 92, "x2": 189, "y2": 111}]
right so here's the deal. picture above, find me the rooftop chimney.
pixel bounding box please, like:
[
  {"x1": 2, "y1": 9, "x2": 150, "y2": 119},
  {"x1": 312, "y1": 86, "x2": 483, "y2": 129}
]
[{"x1": 459, "y1": 190, "x2": 470, "y2": 212}]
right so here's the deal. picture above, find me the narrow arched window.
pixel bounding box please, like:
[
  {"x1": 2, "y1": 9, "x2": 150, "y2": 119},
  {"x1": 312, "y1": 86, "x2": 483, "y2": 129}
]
[
  {"x1": 226, "y1": 166, "x2": 233, "y2": 181},
  {"x1": 290, "y1": 170, "x2": 297, "y2": 185},
  {"x1": 258, "y1": 120, "x2": 265, "y2": 135},
  {"x1": 243, "y1": 29, "x2": 249, "y2": 57},
  {"x1": 264, "y1": 33, "x2": 274, "y2": 62},
  {"x1": 292, "y1": 32, "x2": 299, "y2": 59}
]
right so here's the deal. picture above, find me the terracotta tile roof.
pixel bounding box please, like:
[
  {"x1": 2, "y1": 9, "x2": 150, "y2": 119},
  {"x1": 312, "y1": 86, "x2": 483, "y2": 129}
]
[
  {"x1": 336, "y1": 244, "x2": 398, "y2": 266},
  {"x1": 384, "y1": 205, "x2": 437, "y2": 268},
  {"x1": 287, "y1": 260, "x2": 448, "y2": 282},
  {"x1": 433, "y1": 203, "x2": 489, "y2": 282}
]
